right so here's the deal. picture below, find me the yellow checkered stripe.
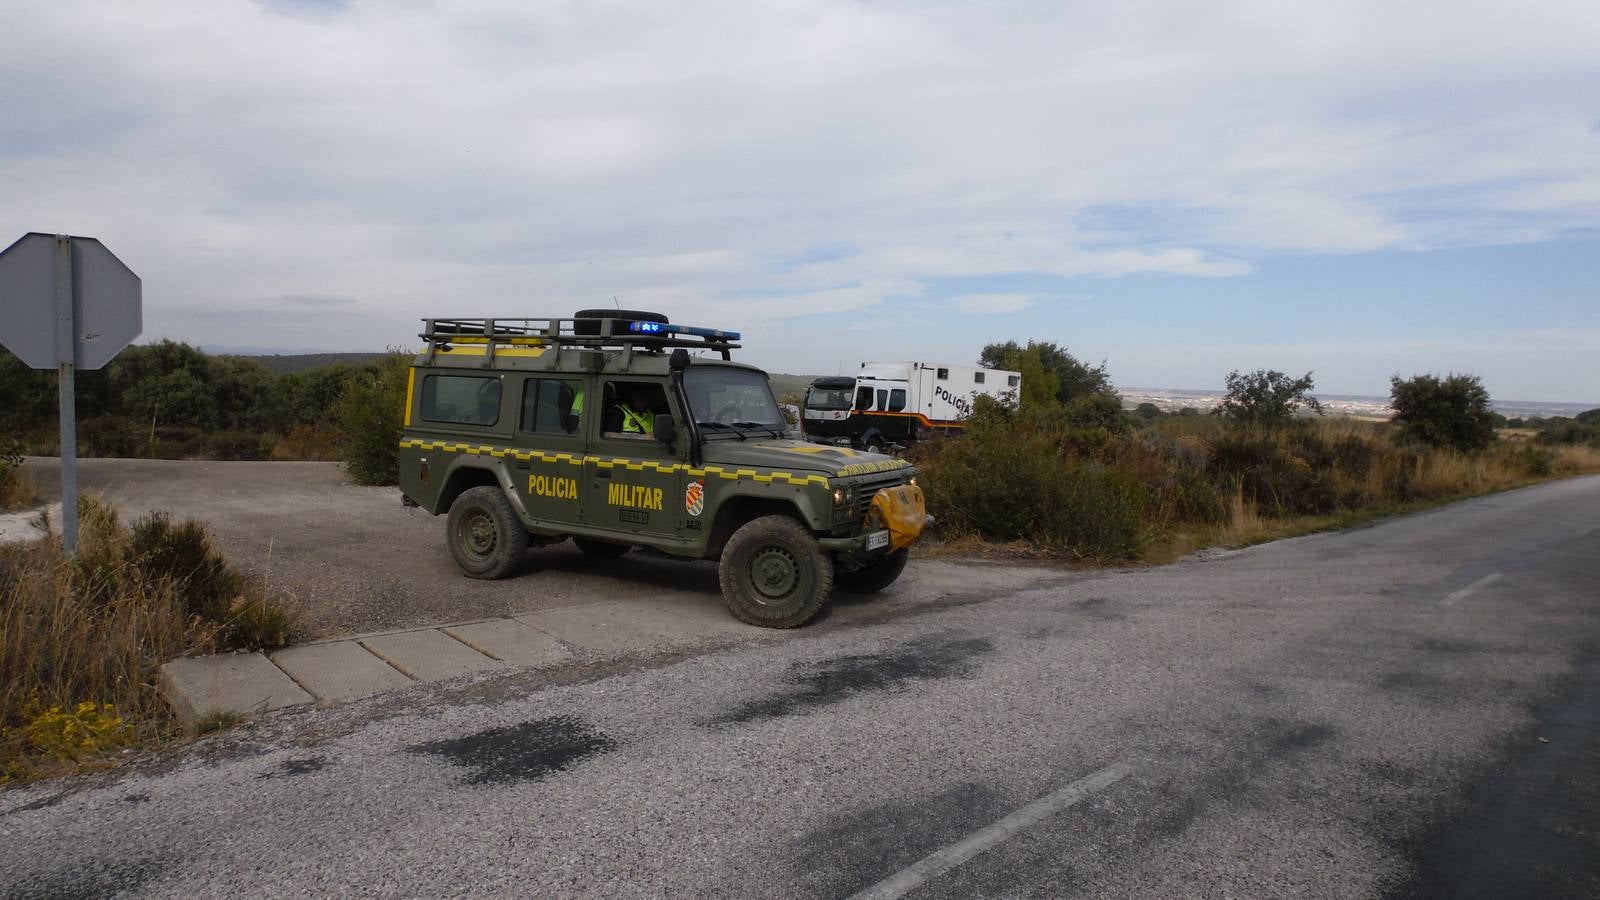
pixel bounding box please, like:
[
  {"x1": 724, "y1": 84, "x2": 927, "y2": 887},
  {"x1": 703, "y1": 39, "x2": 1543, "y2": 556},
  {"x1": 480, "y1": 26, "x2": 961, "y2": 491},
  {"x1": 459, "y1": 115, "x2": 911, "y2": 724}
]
[{"x1": 399, "y1": 439, "x2": 830, "y2": 486}]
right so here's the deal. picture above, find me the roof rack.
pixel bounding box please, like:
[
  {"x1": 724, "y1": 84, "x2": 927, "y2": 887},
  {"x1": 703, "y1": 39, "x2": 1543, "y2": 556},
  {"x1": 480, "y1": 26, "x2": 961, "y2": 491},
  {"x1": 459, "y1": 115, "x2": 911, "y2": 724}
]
[{"x1": 418, "y1": 316, "x2": 742, "y2": 364}]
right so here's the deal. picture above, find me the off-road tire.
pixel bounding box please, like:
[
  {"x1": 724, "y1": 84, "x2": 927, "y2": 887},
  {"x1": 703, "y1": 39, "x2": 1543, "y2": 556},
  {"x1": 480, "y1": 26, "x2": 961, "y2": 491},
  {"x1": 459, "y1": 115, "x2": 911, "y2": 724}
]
[
  {"x1": 719, "y1": 515, "x2": 834, "y2": 628},
  {"x1": 574, "y1": 537, "x2": 631, "y2": 559},
  {"x1": 861, "y1": 430, "x2": 886, "y2": 452},
  {"x1": 834, "y1": 549, "x2": 909, "y2": 594},
  {"x1": 446, "y1": 486, "x2": 528, "y2": 579}
]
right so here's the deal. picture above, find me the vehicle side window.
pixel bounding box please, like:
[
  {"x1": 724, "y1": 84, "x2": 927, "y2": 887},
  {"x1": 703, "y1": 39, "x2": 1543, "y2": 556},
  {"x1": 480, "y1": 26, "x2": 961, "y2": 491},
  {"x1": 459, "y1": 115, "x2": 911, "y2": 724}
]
[
  {"x1": 876, "y1": 389, "x2": 888, "y2": 410},
  {"x1": 421, "y1": 375, "x2": 501, "y2": 426},
  {"x1": 601, "y1": 380, "x2": 670, "y2": 439},
  {"x1": 856, "y1": 386, "x2": 874, "y2": 411},
  {"x1": 1008, "y1": 375, "x2": 1020, "y2": 387},
  {"x1": 519, "y1": 378, "x2": 582, "y2": 435},
  {"x1": 936, "y1": 368, "x2": 948, "y2": 379},
  {"x1": 973, "y1": 372, "x2": 985, "y2": 384},
  {"x1": 889, "y1": 389, "x2": 906, "y2": 412}
]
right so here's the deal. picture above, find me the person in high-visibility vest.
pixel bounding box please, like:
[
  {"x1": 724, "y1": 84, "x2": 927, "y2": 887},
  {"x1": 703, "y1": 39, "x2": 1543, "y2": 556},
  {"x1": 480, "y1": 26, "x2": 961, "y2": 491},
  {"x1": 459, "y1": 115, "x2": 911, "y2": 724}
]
[{"x1": 605, "y1": 385, "x2": 658, "y2": 437}]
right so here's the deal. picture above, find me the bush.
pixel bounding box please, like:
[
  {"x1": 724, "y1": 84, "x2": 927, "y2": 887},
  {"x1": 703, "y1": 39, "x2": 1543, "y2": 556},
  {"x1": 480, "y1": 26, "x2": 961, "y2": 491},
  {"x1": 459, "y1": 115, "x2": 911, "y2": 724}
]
[
  {"x1": 338, "y1": 351, "x2": 411, "y2": 486},
  {"x1": 1215, "y1": 370, "x2": 1321, "y2": 428},
  {"x1": 0, "y1": 498, "x2": 295, "y2": 780},
  {"x1": 129, "y1": 511, "x2": 245, "y2": 624},
  {"x1": 272, "y1": 424, "x2": 345, "y2": 461},
  {"x1": 0, "y1": 438, "x2": 39, "y2": 512},
  {"x1": 916, "y1": 406, "x2": 1145, "y2": 558},
  {"x1": 1389, "y1": 373, "x2": 1497, "y2": 453}
]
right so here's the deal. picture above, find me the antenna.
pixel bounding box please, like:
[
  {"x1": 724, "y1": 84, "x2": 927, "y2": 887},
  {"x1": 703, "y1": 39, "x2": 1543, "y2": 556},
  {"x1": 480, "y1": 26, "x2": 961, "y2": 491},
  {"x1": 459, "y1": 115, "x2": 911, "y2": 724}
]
[{"x1": 613, "y1": 296, "x2": 620, "y2": 310}]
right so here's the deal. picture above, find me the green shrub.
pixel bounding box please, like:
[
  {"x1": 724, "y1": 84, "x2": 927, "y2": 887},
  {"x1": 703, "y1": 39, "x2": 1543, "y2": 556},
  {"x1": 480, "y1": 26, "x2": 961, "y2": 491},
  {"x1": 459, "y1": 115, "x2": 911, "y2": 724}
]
[
  {"x1": 917, "y1": 408, "x2": 1145, "y2": 558},
  {"x1": 1215, "y1": 370, "x2": 1321, "y2": 428},
  {"x1": 337, "y1": 351, "x2": 411, "y2": 486},
  {"x1": 129, "y1": 511, "x2": 243, "y2": 624},
  {"x1": 1389, "y1": 373, "x2": 1496, "y2": 453}
]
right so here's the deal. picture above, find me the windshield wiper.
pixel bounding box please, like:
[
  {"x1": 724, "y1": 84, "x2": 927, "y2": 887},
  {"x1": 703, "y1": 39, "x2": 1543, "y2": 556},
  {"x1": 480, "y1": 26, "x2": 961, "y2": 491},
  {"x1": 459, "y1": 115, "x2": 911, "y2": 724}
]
[
  {"x1": 733, "y1": 421, "x2": 787, "y2": 439},
  {"x1": 696, "y1": 422, "x2": 746, "y2": 440}
]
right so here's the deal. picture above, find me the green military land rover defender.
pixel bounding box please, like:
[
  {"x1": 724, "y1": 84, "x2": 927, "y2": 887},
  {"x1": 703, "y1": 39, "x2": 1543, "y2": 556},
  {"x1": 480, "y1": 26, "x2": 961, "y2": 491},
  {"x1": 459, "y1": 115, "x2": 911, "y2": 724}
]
[{"x1": 398, "y1": 311, "x2": 932, "y2": 628}]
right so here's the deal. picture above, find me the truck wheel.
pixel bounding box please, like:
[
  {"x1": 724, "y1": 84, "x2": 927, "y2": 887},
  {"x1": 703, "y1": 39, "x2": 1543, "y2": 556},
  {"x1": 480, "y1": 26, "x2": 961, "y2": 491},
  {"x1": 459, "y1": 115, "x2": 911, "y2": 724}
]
[
  {"x1": 574, "y1": 537, "x2": 631, "y2": 558},
  {"x1": 862, "y1": 430, "x2": 886, "y2": 452},
  {"x1": 719, "y1": 515, "x2": 834, "y2": 628},
  {"x1": 446, "y1": 486, "x2": 529, "y2": 579},
  {"x1": 835, "y1": 549, "x2": 909, "y2": 594}
]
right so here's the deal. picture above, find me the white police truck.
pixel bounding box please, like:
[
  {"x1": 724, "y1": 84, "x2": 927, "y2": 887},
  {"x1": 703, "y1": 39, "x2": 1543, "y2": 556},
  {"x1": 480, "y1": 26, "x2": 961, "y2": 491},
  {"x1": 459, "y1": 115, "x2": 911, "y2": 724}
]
[{"x1": 802, "y1": 361, "x2": 1021, "y2": 451}]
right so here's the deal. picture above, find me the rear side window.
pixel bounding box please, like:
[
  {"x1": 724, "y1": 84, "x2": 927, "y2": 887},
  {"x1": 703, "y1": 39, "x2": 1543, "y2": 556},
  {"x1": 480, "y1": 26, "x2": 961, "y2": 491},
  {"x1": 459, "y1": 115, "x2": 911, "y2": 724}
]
[
  {"x1": 876, "y1": 389, "x2": 888, "y2": 410},
  {"x1": 520, "y1": 378, "x2": 583, "y2": 435},
  {"x1": 973, "y1": 372, "x2": 985, "y2": 384},
  {"x1": 889, "y1": 389, "x2": 906, "y2": 412},
  {"x1": 1008, "y1": 375, "x2": 1020, "y2": 387},
  {"x1": 936, "y1": 368, "x2": 949, "y2": 379},
  {"x1": 421, "y1": 375, "x2": 501, "y2": 426}
]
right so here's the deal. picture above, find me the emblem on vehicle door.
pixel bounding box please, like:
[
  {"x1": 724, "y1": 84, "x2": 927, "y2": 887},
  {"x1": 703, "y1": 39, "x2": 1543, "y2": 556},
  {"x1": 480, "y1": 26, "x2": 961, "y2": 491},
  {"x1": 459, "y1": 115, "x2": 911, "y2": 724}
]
[{"x1": 685, "y1": 480, "x2": 705, "y2": 516}]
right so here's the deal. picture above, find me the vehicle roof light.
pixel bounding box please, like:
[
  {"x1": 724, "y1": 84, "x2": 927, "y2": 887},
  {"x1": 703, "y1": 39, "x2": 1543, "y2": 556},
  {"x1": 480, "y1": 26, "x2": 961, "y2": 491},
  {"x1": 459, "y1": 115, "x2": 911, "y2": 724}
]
[{"x1": 629, "y1": 321, "x2": 741, "y2": 341}]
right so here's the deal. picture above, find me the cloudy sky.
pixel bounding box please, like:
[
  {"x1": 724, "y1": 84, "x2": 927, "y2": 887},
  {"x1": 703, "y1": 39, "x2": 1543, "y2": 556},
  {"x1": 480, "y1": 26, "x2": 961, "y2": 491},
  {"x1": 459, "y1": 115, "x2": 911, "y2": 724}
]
[{"x1": 4, "y1": 0, "x2": 1598, "y2": 401}]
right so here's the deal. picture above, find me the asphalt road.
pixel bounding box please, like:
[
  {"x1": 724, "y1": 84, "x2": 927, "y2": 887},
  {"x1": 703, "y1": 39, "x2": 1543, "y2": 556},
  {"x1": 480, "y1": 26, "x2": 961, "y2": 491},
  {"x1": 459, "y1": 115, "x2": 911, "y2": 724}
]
[{"x1": 3, "y1": 474, "x2": 1598, "y2": 898}]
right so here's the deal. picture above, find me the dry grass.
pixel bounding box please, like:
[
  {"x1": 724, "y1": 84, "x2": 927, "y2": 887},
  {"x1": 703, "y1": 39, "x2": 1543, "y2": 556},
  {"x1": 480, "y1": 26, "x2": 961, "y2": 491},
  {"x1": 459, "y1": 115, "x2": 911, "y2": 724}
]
[
  {"x1": 917, "y1": 410, "x2": 1600, "y2": 564},
  {"x1": 1, "y1": 496, "x2": 296, "y2": 781}
]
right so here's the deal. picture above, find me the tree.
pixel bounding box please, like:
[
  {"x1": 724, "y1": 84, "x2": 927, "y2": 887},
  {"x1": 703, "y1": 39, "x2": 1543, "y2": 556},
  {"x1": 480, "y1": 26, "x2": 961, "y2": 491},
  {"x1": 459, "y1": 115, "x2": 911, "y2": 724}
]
[
  {"x1": 1012, "y1": 346, "x2": 1059, "y2": 410},
  {"x1": 1134, "y1": 402, "x2": 1164, "y2": 421},
  {"x1": 1215, "y1": 370, "x2": 1321, "y2": 428},
  {"x1": 337, "y1": 351, "x2": 411, "y2": 485},
  {"x1": 979, "y1": 340, "x2": 1112, "y2": 406},
  {"x1": 1578, "y1": 408, "x2": 1600, "y2": 426},
  {"x1": 1389, "y1": 373, "x2": 1496, "y2": 453}
]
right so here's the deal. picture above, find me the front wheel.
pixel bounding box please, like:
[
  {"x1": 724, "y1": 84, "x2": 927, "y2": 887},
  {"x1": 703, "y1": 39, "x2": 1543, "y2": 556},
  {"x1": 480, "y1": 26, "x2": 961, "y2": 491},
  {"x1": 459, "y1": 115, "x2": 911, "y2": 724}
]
[
  {"x1": 446, "y1": 486, "x2": 529, "y2": 579},
  {"x1": 835, "y1": 549, "x2": 909, "y2": 594},
  {"x1": 718, "y1": 515, "x2": 834, "y2": 628}
]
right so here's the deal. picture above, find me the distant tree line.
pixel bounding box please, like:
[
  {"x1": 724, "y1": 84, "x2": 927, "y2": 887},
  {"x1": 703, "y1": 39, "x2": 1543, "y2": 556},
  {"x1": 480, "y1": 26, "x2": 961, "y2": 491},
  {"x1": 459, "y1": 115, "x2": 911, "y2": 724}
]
[{"x1": 0, "y1": 341, "x2": 404, "y2": 473}]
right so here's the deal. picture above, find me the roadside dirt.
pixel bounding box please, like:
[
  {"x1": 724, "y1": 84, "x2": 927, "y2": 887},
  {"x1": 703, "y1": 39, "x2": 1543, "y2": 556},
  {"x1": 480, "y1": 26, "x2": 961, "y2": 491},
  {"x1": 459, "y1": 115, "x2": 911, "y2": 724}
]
[{"x1": 19, "y1": 458, "x2": 1051, "y2": 640}]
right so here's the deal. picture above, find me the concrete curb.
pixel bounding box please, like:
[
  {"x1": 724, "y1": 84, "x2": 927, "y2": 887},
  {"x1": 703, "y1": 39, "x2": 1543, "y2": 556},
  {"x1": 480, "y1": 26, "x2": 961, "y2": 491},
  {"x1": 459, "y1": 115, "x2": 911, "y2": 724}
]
[{"x1": 159, "y1": 595, "x2": 767, "y2": 722}]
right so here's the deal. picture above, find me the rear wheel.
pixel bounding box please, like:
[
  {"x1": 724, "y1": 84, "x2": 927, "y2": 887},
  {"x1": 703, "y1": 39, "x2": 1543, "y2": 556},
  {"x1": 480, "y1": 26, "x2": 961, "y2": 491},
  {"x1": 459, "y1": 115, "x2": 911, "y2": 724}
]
[
  {"x1": 574, "y1": 537, "x2": 631, "y2": 559},
  {"x1": 446, "y1": 486, "x2": 528, "y2": 579},
  {"x1": 719, "y1": 515, "x2": 834, "y2": 628},
  {"x1": 835, "y1": 549, "x2": 909, "y2": 594}
]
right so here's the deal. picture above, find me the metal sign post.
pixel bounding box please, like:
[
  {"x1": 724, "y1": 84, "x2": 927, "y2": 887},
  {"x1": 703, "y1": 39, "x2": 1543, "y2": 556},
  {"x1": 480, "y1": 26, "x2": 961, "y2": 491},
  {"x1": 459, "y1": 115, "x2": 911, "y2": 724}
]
[
  {"x1": 54, "y1": 236, "x2": 79, "y2": 554},
  {"x1": 0, "y1": 232, "x2": 141, "y2": 557}
]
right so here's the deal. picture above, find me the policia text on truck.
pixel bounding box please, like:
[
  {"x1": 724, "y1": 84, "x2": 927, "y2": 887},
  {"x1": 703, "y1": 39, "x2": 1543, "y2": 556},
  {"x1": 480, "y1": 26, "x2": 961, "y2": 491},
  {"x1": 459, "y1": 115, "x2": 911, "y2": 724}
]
[{"x1": 398, "y1": 311, "x2": 933, "y2": 628}]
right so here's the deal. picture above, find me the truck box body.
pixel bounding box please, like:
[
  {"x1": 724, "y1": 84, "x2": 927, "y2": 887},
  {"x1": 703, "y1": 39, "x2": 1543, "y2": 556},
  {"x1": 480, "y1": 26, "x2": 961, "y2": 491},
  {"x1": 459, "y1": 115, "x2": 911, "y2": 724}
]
[{"x1": 803, "y1": 361, "x2": 1021, "y2": 449}]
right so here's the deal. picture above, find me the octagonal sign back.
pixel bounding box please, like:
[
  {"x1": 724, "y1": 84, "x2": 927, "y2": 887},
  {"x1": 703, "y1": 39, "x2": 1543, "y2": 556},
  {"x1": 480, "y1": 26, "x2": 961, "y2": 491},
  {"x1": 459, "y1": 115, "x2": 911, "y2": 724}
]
[{"x1": 0, "y1": 232, "x2": 142, "y2": 370}]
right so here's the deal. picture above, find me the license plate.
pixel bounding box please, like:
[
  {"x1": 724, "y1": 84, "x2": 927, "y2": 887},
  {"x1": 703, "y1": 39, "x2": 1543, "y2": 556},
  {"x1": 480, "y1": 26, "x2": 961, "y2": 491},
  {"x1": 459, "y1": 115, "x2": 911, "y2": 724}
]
[{"x1": 865, "y1": 530, "x2": 890, "y2": 550}]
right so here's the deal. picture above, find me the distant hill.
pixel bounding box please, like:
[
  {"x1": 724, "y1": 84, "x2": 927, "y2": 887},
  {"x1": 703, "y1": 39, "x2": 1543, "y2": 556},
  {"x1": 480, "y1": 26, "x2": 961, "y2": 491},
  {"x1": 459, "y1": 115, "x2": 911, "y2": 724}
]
[
  {"x1": 222, "y1": 352, "x2": 392, "y2": 375},
  {"x1": 768, "y1": 373, "x2": 819, "y2": 401}
]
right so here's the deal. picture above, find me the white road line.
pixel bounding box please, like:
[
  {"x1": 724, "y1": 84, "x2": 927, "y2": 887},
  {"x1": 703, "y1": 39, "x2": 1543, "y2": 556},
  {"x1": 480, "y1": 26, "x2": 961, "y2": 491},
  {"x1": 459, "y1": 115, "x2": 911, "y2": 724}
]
[
  {"x1": 1441, "y1": 573, "x2": 1502, "y2": 606},
  {"x1": 848, "y1": 762, "x2": 1132, "y2": 900}
]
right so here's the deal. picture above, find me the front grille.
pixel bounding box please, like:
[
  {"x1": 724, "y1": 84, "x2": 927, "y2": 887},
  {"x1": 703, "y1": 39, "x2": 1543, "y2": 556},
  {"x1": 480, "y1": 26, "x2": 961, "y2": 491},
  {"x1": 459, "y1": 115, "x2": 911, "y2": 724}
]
[{"x1": 849, "y1": 474, "x2": 909, "y2": 522}]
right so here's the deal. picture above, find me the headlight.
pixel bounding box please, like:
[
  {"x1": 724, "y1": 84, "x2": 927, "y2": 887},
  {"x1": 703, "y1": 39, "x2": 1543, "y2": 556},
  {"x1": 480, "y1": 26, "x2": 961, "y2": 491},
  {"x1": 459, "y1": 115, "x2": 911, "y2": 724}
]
[
  {"x1": 908, "y1": 475, "x2": 918, "y2": 487},
  {"x1": 833, "y1": 487, "x2": 847, "y2": 506}
]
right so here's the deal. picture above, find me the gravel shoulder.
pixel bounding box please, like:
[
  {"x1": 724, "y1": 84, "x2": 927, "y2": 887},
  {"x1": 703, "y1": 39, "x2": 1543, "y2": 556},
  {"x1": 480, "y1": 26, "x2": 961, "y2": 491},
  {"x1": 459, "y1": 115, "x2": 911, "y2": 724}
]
[{"x1": 18, "y1": 457, "x2": 1058, "y2": 640}]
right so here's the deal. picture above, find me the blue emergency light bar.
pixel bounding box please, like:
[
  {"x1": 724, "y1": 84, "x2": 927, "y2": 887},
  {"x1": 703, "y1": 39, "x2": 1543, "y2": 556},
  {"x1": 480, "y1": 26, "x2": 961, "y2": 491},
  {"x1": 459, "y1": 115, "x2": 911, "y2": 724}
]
[{"x1": 628, "y1": 321, "x2": 741, "y2": 341}]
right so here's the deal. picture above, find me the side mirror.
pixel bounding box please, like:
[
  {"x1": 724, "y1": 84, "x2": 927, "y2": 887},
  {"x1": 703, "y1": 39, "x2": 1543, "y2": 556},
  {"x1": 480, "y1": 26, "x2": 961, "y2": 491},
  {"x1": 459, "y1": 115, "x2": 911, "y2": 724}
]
[{"x1": 654, "y1": 416, "x2": 678, "y2": 449}]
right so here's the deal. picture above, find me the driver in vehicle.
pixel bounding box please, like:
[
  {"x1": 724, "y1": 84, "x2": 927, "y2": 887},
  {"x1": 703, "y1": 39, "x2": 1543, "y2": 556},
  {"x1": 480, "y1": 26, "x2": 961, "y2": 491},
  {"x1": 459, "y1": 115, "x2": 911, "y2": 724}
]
[{"x1": 604, "y1": 383, "x2": 667, "y2": 438}]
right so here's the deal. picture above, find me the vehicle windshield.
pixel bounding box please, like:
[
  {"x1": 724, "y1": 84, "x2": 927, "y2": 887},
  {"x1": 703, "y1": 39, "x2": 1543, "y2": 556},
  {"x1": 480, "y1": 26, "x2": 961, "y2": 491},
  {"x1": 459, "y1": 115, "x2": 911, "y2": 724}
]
[
  {"x1": 683, "y1": 367, "x2": 785, "y2": 429},
  {"x1": 805, "y1": 387, "x2": 854, "y2": 411}
]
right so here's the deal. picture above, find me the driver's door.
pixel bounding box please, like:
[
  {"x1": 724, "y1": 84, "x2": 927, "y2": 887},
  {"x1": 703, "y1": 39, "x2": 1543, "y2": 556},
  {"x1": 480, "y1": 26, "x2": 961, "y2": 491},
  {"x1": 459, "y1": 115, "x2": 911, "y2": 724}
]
[{"x1": 584, "y1": 379, "x2": 688, "y2": 543}]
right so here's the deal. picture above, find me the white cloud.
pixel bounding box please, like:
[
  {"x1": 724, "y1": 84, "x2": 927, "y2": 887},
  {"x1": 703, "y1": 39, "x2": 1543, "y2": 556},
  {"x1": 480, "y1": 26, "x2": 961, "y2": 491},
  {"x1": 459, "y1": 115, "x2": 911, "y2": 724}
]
[
  {"x1": 0, "y1": 0, "x2": 1597, "y2": 370},
  {"x1": 950, "y1": 294, "x2": 1036, "y2": 314}
]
